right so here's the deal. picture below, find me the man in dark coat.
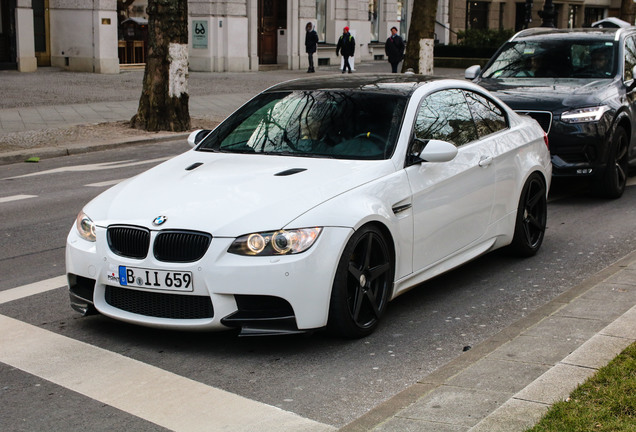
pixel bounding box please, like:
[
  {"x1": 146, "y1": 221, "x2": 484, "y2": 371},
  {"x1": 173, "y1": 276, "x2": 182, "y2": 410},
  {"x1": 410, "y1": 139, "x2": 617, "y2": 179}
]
[
  {"x1": 305, "y1": 22, "x2": 318, "y2": 73},
  {"x1": 385, "y1": 26, "x2": 405, "y2": 73},
  {"x1": 336, "y1": 26, "x2": 355, "y2": 74}
]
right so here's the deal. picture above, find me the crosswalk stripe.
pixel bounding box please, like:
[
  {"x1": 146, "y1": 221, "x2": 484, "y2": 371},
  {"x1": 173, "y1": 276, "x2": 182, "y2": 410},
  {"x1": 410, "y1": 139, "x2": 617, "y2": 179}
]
[
  {"x1": 0, "y1": 275, "x2": 67, "y2": 304},
  {"x1": 0, "y1": 279, "x2": 335, "y2": 431},
  {"x1": 4, "y1": 157, "x2": 172, "y2": 179},
  {"x1": 85, "y1": 179, "x2": 125, "y2": 187},
  {"x1": 0, "y1": 315, "x2": 333, "y2": 432},
  {"x1": 0, "y1": 194, "x2": 38, "y2": 203}
]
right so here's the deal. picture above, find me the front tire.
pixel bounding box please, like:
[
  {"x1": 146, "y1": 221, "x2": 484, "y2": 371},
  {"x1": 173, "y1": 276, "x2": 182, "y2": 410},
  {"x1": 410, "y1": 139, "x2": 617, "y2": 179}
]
[
  {"x1": 328, "y1": 225, "x2": 394, "y2": 338},
  {"x1": 508, "y1": 173, "x2": 547, "y2": 257},
  {"x1": 599, "y1": 126, "x2": 628, "y2": 199}
]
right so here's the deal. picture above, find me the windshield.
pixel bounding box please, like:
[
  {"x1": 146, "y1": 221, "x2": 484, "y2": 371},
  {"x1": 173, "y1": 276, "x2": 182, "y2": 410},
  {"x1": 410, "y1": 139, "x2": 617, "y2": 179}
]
[
  {"x1": 482, "y1": 39, "x2": 617, "y2": 79},
  {"x1": 197, "y1": 90, "x2": 407, "y2": 160}
]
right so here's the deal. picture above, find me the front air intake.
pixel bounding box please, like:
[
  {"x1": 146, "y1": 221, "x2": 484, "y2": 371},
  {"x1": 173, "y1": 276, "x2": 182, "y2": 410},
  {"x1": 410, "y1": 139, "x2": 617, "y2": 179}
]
[{"x1": 105, "y1": 286, "x2": 214, "y2": 319}]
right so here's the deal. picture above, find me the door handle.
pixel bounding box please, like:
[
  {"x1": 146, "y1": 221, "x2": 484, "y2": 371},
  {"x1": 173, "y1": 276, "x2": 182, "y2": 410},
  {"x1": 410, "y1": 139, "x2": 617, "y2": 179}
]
[{"x1": 478, "y1": 155, "x2": 493, "y2": 167}]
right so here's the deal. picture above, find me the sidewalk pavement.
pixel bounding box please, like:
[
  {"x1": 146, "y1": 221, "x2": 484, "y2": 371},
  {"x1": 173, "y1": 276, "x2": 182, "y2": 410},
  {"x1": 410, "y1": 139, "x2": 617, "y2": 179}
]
[
  {"x1": 1, "y1": 63, "x2": 635, "y2": 431},
  {"x1": 343, "y1": 251, "x2": 636, "y2": 431}
]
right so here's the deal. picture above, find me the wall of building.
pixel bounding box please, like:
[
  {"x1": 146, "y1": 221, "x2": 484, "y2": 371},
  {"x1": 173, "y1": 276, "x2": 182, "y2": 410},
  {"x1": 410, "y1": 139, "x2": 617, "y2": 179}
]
[
  {"x1": 10, "y1": 0, "x2": 622, "y2": 73},
  {"x1": 16, "y1": 0, "x2": 37, "y2": 72},
  {"x1": 49, "y1": 0, "x2": 118, "y2": 73},
  {"x1": 188, "y1": 0, "x2": 252, "y2": 71}
]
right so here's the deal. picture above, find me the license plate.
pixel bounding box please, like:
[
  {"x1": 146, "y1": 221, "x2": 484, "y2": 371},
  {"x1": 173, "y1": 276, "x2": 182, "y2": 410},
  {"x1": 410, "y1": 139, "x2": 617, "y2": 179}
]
[{"x1": 118, "y1": 266, "x2": 194, "y2": 292}]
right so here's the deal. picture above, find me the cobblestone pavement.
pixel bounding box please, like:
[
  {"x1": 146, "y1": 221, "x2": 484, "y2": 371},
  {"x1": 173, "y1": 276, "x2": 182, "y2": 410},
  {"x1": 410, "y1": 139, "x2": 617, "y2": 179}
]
[{"x1": 0, "y1": 63, "x2": 465, "y2": 162}]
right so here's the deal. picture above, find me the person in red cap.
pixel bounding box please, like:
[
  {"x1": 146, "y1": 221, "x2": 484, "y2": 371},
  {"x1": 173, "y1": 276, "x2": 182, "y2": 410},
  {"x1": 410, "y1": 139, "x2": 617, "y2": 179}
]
[{"x1": 336, "y1": 26, "x2": 355, "y2": 73}]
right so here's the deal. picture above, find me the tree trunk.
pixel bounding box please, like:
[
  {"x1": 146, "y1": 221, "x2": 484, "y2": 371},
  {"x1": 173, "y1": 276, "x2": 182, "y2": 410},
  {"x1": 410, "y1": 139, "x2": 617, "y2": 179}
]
[
  {"x1": 402, "y1": 0, "x2": 437, "y2": 74},
  {"x1": 130, "y1": 0, "x2": 190, "y2": 132},
  {"x1": 620, "y1": 0, "x2": 635, "y2": 26}
]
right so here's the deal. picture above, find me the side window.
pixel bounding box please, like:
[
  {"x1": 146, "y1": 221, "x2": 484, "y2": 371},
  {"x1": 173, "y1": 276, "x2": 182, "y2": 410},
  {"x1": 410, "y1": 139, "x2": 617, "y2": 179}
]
[
  {"x1": 463, "y1": 90, "x2": 508, "y2": 138},
  {"x1": 414, "y1": 89, "x2": 478, "y2": 147},
  {"x1": 624, "y1": 36, "x2": 636, "y2": 82}
]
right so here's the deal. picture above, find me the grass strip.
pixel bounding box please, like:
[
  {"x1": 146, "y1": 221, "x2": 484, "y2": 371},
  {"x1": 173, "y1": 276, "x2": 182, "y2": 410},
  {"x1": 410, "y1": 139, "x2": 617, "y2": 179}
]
[{"x1": 527, "y1": 341, "x2": 636, "y2": 432}]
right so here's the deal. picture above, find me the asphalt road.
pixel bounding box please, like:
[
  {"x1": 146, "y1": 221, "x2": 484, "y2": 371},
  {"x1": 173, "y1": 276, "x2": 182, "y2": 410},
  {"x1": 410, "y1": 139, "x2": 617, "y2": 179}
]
[{"x1": 1, "y1": 142, "x2": 636, "y2": 429}]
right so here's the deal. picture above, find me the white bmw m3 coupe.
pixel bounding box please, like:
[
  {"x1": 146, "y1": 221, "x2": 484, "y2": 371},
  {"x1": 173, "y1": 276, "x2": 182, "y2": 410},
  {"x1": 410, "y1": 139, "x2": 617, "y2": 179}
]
[{"x1": 66, "y1": 74, "x2": 551, "y2": 338}]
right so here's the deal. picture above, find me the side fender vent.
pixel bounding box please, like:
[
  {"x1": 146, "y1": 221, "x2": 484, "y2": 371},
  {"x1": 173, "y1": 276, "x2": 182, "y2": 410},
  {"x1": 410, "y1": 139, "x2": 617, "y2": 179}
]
[{"x1": 275, "y1": 168, "x2": 307, "y2": 176}]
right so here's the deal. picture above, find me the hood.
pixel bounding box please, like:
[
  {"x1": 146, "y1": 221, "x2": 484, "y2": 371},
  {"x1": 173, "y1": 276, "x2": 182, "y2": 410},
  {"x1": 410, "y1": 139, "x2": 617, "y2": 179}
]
[
  {"x1": 477, "y1": 77, "x2": 619, "y2": 112},
  {"x1": 84, "y1": 150, "x2": 394, "y2": 237}
]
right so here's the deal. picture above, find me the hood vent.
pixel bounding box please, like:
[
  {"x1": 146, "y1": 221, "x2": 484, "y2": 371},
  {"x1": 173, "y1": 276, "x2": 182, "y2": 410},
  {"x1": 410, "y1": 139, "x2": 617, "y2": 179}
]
[
  {"x1": 185, "y1": 162, "x2": 204, "y2": 171},
  {"x1": 274, "y1": 168, "x2": 307, "y2": 176}
]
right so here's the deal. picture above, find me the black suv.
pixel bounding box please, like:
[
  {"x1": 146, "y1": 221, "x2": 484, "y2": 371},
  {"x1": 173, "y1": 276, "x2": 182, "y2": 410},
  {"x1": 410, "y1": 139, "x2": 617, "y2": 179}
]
[{"x1": 466, "y1": 27, "x2": 636, "y2": 198}]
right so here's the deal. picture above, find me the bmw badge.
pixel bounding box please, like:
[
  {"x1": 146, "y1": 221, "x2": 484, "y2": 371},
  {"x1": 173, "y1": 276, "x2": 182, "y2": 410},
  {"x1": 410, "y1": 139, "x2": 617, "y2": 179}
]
[{"x1": 153, "y1": 215, "x2": 167, "y2": 226}]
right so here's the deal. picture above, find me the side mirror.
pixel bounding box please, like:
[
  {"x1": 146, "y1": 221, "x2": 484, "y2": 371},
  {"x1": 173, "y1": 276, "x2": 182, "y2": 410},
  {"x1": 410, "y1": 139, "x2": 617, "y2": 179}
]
[
  {"x1": 465, "y1": 65, "x2": 481, "y2": 80},
  {"x1": 187, "y1": 129, "x2": 211, "y2": 148},
  {"x1": 629, "y1": 65, "x2": 636, "y2": 92},
  {"x1": 408, "y1": 138, "x2": 458, "y2": 165},
  {"x1": 419, "y1": 139, "x2": 458, "y2": 162}
]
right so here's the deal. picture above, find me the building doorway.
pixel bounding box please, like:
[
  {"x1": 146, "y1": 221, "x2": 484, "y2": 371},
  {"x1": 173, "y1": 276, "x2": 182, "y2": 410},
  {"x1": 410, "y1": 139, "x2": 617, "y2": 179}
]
[
  {"x1": 466, "y1": 1, "x2": 489, "y2": 30},
  {"x1": 258, "y1": 0, "x2": 286, "y2": 64},
  {"x1": 0, "y1": 0, "x2": 17, "y2": 69},
  {"x1": 33, "y1": 0, "x2": 50, "y2": 66}
]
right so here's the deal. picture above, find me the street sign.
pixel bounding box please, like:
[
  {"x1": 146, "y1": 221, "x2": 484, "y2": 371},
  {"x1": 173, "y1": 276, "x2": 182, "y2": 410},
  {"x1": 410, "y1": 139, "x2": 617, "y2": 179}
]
[{"x1": 193, "y1": 20, "x2": 208, "y2": 49}]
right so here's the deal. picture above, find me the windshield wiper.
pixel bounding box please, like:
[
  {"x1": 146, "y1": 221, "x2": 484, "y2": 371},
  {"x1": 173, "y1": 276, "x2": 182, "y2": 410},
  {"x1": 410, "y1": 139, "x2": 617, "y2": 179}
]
[
  {"x1": 261, "y1": 150, "x2": 339, "y2": 159},
  {"x1": 261, "y1": 150, "x2": 301, "y2": 157}
]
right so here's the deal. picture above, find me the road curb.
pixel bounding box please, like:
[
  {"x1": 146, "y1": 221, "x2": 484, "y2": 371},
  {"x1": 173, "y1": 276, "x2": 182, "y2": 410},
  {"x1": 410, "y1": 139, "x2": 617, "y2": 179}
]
[{"x1": 0, "y1": 133, "x2": 190, "y2": 166}]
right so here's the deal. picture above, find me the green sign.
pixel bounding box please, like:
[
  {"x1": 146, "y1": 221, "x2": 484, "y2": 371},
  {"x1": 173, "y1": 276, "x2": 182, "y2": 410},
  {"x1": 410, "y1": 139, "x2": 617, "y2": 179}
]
[{"x1": 193, "y1": 20, "x2": 208, "y2": 49}]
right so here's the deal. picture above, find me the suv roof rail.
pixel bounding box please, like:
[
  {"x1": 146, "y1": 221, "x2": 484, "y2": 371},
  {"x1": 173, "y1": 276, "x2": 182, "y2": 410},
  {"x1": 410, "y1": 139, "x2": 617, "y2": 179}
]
[
  {"x1": 510, "y1": 27, "x2": 559, "y2": 41},
  {"x1": 509, "y1": 26, "x2": 626, "y2": 42}
]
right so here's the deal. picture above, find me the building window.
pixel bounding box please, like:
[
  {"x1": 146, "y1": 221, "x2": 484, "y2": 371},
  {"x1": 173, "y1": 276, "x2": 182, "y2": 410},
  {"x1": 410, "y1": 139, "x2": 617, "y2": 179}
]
[
  {"x1": 316, "y1": 0, "x2": 326, "y2": 42},
  {"x1": 466, "y1": 2, "x2": 489, "y2": 30},
  {"x1": 369, "y1": 0, "x2": 379, "y2": 42},
  {"x1": 515, "y1": 2, "x2": 526, "y2": 31},
  {"x1": 568, "y1": 5, "x2": 578, "y2": 28},
  {"x1": 584, "y1": 8, "x2": 605, "y2": 27},
  {"x1": 397, "y1": 0, "x2": 408, "y2": 40},
  {"x1": 499, "y1": 3, "x2": 505, "y2": 30}
]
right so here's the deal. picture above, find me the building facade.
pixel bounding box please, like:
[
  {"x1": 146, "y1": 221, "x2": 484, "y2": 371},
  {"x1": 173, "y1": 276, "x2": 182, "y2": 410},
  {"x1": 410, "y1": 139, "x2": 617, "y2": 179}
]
[{"x1": 0, "y1": 0, "x2": 625, "y2": 73}]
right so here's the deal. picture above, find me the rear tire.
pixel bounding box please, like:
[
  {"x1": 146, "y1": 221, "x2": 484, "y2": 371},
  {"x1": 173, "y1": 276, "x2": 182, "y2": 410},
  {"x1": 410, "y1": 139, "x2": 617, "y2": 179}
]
[
  {"x1": 508, "y1": 173, "x2": 547, "y2": 257},
  {"x1": 328, "y1": 225, "x2": 393, "y2": 338}
]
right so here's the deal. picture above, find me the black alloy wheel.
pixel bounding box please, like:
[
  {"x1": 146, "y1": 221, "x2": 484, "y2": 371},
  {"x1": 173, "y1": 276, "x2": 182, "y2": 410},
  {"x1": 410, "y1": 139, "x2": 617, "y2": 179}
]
[
  {"x1": 600, "y1": 126, "x2": 628, "y2": 199},
  {"x1": 508, "y1": 173, "x2": 547, "y2": 257},
  {"x1": 328, "y1": 225, "x2": 394, "y2": 338}
]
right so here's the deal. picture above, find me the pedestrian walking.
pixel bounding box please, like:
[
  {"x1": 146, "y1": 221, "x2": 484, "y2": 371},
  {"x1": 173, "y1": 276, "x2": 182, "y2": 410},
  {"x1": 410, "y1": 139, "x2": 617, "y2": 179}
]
[
  {"x1": 385, "y1": 26, "x2": 405, "y2": 73},
  {"x1": 336, "y1": 26, "x2": 355, "y2": 74},
  {"x1": 305, "y1": 22, "x2": 318, "y2": 73}
]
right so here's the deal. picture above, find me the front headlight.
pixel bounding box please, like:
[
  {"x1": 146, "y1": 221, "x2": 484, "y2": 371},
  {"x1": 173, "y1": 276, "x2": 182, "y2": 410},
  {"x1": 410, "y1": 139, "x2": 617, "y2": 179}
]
[
  {"x1": 228, "y1": 227, "x2": 323, "y2": 256},
  {"x1": 561, "y1": 106, "x2": 609, "y2": 123},
  {"x1": 75, "y1": 211, "x2": 96, "y2": 242}
]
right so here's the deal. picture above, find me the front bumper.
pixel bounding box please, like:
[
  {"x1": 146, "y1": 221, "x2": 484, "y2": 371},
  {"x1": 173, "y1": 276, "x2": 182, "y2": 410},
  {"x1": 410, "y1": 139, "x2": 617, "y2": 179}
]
[
  {"x1": 545, "y1": 116, "x2": 611, "y2": 178},
  {"x1": 66, "y1": 225, "x2": 352, "y2": 334}
]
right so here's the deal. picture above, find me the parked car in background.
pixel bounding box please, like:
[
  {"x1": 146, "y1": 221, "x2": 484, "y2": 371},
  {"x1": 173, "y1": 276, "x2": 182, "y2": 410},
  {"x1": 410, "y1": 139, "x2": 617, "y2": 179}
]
[
  {"x1": 466, "y1": 27, "x2": 636, "y2": 198},
  {"x1": 66, "y1": 75, "x2": 551, "y2": 338}
]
